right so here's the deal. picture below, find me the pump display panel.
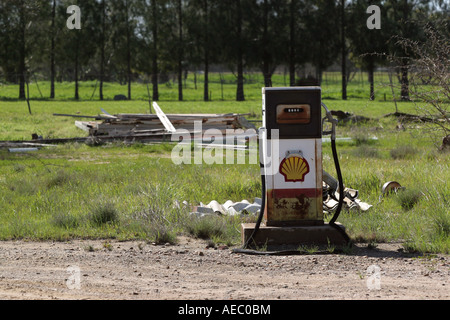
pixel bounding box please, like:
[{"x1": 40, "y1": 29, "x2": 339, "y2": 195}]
[
  {"x1": 263, "y1": 87, "x2": 322, "y2": 139},
  {"x1": 276, "y1": 104, "x2": 311, "y2": 124}
]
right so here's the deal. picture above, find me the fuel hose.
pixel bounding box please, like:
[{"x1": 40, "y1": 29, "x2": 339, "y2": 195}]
[{"x1": 321, "y1": 103, "x2": 350, "y2": 244}]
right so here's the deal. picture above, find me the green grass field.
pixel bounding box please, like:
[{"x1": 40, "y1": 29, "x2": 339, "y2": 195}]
[
  {"x1": 0, "y1": 72, "x2": 449, "y2": 253},
  {"x1": 0, "y1": 71, "x2": 398, "y2": 102}
]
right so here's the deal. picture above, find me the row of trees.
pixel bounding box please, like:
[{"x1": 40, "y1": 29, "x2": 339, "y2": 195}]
[{"x1": 0, "y1": 0, "x2": 448, "y2": 101}]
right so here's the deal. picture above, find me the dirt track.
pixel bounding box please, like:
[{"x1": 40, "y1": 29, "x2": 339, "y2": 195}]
[{"x1": 0, "y1": 238, "x2": 448, "y2": 300}]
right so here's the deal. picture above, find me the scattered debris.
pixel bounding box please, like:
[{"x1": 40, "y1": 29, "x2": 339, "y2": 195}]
[
  {"x1": 8, "y1": 147, "x2": 39, "y2": 153},
  {"x1": 322, "y1": 171, "x2": 372, "y2": 213},
  {"x1": 383, "y1": 112, "x2": 435, "y2": 123},
  {"x1": 331, "y1": 110, "x2": 372, "y2": 123},
  {"x1": 440, "y1": 134, "x2": 450, "y2": 151},
  {"x1": 53, "y1": 104, "x2": 254, "y2": 144},
  {"x1": 72, "y1": 113, "x2": 251, "y2": 137},
  {"x1": 323, "y1": 187, "x2": 373, "y2": 213},
  {"x1": 186, "y1": 198, "x2": 262, "y2": 218},
  {"x1": 185, "y1": 186, "x2": 373, "y2": 219},
  {"x1": 381, "y1": 181, "x2": 405, "y2": 195},
  {"x1": 0, "y1": 141, "x2": 58, "y2": 151}
]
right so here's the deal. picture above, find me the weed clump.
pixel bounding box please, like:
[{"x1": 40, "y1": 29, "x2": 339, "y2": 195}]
[
  {"x1": 46, "y1": 170, "x2": 77, "y2": 189},
  {"x1": 52, "y1": 213, "x2": 80, "y2": 229},
  {"x1": 185, "y1": 215, "x2": 226, "y2": 240},
  {"x1": 89, "y1": 201, "x2": 119, "y2": 226},
  {"x1": 396, "y1": 189, "x2": 422, "y2": 210},
  {"x1": 352, "y1": 131, "x2": 376, "y2": 146},
  {"x1": 351, "y1": 145, "x2": 381, "y2": 158},
  {"x1": 390, "y1": 145, "x2": 417, "y2": 160},
  {"x1": 128, "y1": 203, "x2": 178, "y2": 245}
]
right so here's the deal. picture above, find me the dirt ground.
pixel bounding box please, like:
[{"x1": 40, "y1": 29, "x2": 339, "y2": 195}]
[{"x1": 0, "y1": 237, "x2": 448, "y2": 300}]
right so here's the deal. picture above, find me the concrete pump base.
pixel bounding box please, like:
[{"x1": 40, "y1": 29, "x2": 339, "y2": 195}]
[{"x1": 241, "y1": 222, "x2": 349, "y2": 248}]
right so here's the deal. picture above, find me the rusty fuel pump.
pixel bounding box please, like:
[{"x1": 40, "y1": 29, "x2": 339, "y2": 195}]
[{"x1": 237, "y1": 87, "x2": 350, "y2": 253}]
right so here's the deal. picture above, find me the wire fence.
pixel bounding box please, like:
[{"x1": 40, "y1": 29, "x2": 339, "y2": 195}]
[{"x1": 0, "y1": 68, "x2": 399, "y2": 102}]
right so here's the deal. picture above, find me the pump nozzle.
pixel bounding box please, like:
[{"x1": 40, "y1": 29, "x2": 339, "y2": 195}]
[{"x1": 321, "y1": 102, "x2": 337, "y2": 140}]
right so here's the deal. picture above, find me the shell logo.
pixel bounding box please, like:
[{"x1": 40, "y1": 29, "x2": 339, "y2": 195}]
[{"x1": 279, "y1": 155, "x2": 310, "y2": 182}]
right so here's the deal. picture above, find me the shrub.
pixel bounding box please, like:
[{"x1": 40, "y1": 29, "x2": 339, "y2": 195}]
[
  {"x1": 185, "y1": 215, "x2": 226, "y2": 240},
  {"x1": 46, "y1": 170, "x2": 77, "y2": 189},
  {"x1": 390, "y1": 145, "x2": 417, "y2": 160},
  {"x1": 88, "y1": 201, "x2": 119, "y2": 226},
  {"x1": 352, "y1": 131, "x2": 376, "y2": 146},
  {"x1": 351, "y1": 145, "x2": 381, "y2": 158},
  {"x1": 432, "y1": 207, "x2": 450, "y2": 239},
  {"x1": 52, "y1": 213, "x2": 79, "y2": 229},
  {"x1": 128, "y1": 202, "x2": 178, "y2": 244},
  {"x1": 396, "y1": 189, "x2": 422, "y2": 210}
]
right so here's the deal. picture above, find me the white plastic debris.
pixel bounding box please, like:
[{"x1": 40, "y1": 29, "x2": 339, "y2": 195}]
[{"x1": 188, "y1": 198, "x2": 262, "y2": 217}]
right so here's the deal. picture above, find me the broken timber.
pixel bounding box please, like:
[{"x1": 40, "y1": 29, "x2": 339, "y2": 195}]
[
  {"x1": 52, "y1": 105, "x2": 255, "y2": 145},
  {"x1": 66, "y1": 114, "x2": 252, "y2": 137}
]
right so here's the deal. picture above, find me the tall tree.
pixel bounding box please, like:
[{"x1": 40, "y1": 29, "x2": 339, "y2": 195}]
[
  {"x1": 17, "y1": 0, "x2": 27, "y2": 99},
  {"x1": 216, "y1": 0, "x2": 247, "y2": 100},
  {"x1": 109, "y1": 0, "x2": 136, "y2": 99},
  {"x1": 3, "y1": 0, "x2": 48, "y2": 99},
  {"x1": 125, "y1": 0, "x2": 132, "y2": 99},
  {"x1": 347, "y1": 0, "x2": 389, "y2": 100},
  {"x1": 385, "y1": 0, "x2": 428, "y2": 101},
  {"x1": 186, "y1": 0, "x2": 220, "y2": 101},
  {"x1": 99, "y1": 0, "x2": 107, "y2": 100},
  {"x1": 150, "y1": 0, "x2": 160, "y2": 101},
  {"x1": 235, "y1": 0, "x2": 245, "y2": 100},
  {"x1": 246, "y1": 0, "x2": 289, "y2": 87},
  {"x1": 288, "y1": 0, "x2": 297, "y2": 87},
  {"x1": 0, "y1": 0, "x2": 13, "y2": 82},
  {"x1": 50, "y1": 0, "x2": 56, "y2": 99},
  {"x1": 340, "y1": 0, "x2": 347, "y2": 100},
  {"x1": 177, "y1": 0, "x2": 183, "y2": 101},
  {"x1": 57, "y1": 0, "x2": 99, "y2": 99},
  {"x1": 303, "y1": 0, "x2": 340, "y2": 85},
  {"x1": 202, "y1": 0, "x2": 210, "y2": 101}
]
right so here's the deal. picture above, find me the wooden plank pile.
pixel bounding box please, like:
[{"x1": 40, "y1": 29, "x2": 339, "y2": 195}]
[
  {"x1": 52, "y1": 103, "x2": 255, "y2": 144},
  {"x1": 74, "y1": 113, "x2": 249, "y2": 137}
]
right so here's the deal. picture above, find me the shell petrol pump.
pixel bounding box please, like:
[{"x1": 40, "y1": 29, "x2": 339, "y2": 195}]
[{"x1": 239, "y1": 87, "x2": 350, "y2": 251}]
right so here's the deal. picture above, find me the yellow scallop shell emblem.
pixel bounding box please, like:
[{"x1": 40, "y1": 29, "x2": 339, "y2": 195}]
[{"x1": 279, "y1": 155, "x2": 310, "y2": 182}]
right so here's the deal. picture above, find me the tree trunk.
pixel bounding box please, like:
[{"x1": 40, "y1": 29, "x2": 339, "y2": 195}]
[
  {"x1": 50, "y1": 0, "x2": 56, "y2": 99},
  {"x1": 368, "y1": 62, "x2": 375, "y2": 101},
  {"x1": 126, "y1": 0, "x2": 131, "y2": 100},
  {"x1": 400, "y1": 57, "x2": 409, "y2": 101},
  {"x1": 18, "y1": 0, "x2": 26, "y2": 100},
  {"x1": 289, "y1": 0, "x2": 296, "y2": 87},
  {"x1": 316, "y1": 67, "x2": 323, "y2": 86},
  {"x1": 151, "y1": 0, "x2": 159, "y2": 101},
  {"x1": 203, "y1": 0, "x2": 209, "y2": 101},
  {"x1": 204, "y1": 54, "x2": 209, "y2": 101},
  {"x1": 194, "y1": 71, "x2": 197, "y2": 90},
  {"x1": 400, "y1": 0, "x2": 409, "y2": 101},
  {"x1": 99, "y1": 0, "x2": 105, "y2": 101},
  {"x1": 178, "y1": 0, "x2": 183, "y2": 101},
  {"x1": 75, "y1": 42, "x2": 79, "y2": 100},
  {"x1": 236, "y1": 0, "x2": 245, "y2": 101},
  {"x1": 262, "y1": 0, "x2": 271, "y2": 87},
  {"x1": 341, "y1": 0, "x2": 347, "y2": 100}
]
